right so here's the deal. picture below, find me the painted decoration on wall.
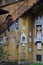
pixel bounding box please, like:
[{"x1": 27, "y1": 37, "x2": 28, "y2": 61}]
[
  {"x1": 34, "y1": 37, "x2": 37, "y2": 43},
  {"x1": 29, "y1": 32, "x2": 32, "y2": 36},
  {"x1": 37, "y1": 43, "x2": 42, "y2": 50},
  {"x1": 3, "y1": 36, "x2": 7, "y2": 43},
  {"x1": 22, "y1": 26, "x2": 26, "y2": 30},
  {"x1": 28, "y1": 47, "x2": 32, "y2": 52},
  {"x1": 29, "y1": 38, "x2": 32, "y2": 43},
  {"x1": 10, "y1": 34, "x2": 15, "y2": 43},
  {"x1": 21, "y1": 33, "x2": 27, "y2": 43}
]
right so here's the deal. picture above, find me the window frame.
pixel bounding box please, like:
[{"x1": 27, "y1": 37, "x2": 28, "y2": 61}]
[{"x1": 36, "y1": 55, "x2": 42, "y2": 61}]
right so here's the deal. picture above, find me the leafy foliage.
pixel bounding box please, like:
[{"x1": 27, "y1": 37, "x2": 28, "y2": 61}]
[{"x1": 30, "y1": 63, "x2": 43, "y2": 65}]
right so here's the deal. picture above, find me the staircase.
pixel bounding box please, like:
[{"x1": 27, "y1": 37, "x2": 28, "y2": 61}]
[{"x1": 0, "y1": 0, "x2": 38, "y2": 34}]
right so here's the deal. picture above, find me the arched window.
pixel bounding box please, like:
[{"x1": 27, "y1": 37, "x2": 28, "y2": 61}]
[
  {"x1": 22, "y1": 36, "x2": 25, "y2": 43},
  {"x1": 21, "y1": 33, "x2": 27, "y2": 43}
]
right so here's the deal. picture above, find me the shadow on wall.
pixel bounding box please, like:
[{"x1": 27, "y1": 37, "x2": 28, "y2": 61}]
[
  {"x1": 6, "y1": 14, "x2": 13, "y2": 28},
  {"x1": 0, "y1": 14, "x2": 13, "y2": 33}
]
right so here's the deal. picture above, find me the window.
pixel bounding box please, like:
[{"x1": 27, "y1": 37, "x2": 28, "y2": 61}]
[
  {"x1": 37, "y1": 43, "x2": 42, "y2": 50},
  {"x1": 0, "y1": 0, "x2": 2, "y2": 6},
  {"x1": 10, "y1": 19, "x2": 19, "y2": 31},
  {"x1": 22, "y1": 36, "x2": 25, "y2": 41},
  {"x1": 3, "y1": 36, "x2": 8, "y2": 43},
  {"x1": 10, "y1": 23, "x2": 15, "y2": 31},
  {"x1": 21, "y1": 52, "x2": 25, "y2": 58},
  {"x1": 36, "y1": 55, "x2": 42, "y2": 61},
  {"x1": 22, "y1": 46, "x2": 25, "y2": 50},
  {"x1": 0, "y1": 38, "x2": 3, "y2": 46},
  {"x1": 8, "y1": 28, "x2": 10, "y2": 32},
  {"x1": 21, "y1": 33, "x2": 27, "y2": 43},
  {"x1": 36, "y1": 25, "x2": 42, "y2": 38},
  {"x1": 5, "y1": 0, "x2": 15, "y2": 4},
  {"x1": 22, "y1": 36, "x2": 25, "y2": 43},
  {"x1": 28, "y1": 47, "x2": 32, "y2": 53},
  {"x1": 15, "y1": 20, "x2": 19, "y2": 30}
]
